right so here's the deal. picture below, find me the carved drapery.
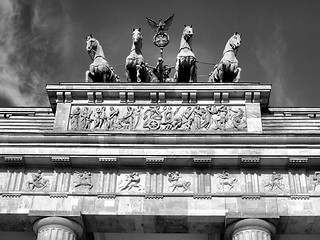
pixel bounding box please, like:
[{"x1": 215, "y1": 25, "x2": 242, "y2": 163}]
[
  {"x1": 225, "y1": 218, "x2": 276, "y2": 240},
  {"x1": 33, "y1": 217, "x2": 83, "y2": 240}
]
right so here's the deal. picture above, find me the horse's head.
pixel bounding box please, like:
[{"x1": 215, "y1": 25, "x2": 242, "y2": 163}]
[
  {"x1": 229, "y1": 32, "x2": 241, "y2": 50},
  {"x1": 132, "y1": 28, "x2": 143, "y2": 46},
  {"x1": 86, "y1": 34, "x2": 97, "y2": 52},
  {"x1": 182, "y1": 25, "x2": 194, "y2": 42}
]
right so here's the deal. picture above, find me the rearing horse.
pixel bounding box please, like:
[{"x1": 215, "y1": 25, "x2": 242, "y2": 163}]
[
  {"x1": 85, "y1": 35, "x2": 117, "y2": 83},
  {"x1": 174, "y1": 25, "x2": 197, "y2": 83},
  {"x1": 125, "y1": 28, "x2": 150, "y2": 82},
  {"x1": 209, "y1": 32, "x2": 242, "y2": 83}
]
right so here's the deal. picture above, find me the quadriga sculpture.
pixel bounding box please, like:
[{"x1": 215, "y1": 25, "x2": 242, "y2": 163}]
[
  {"x1": 85, "y1": 35, "x2": 118, "y2": 83},
  {"x1": 174, "y1": 25, "x2": 197, "y2": 83},
  {"x1": 125, "y1": 28, "x2": 150, "y2": 82},
  {"x1": 209, "y1": 32, "x2": 242, "y2": 83}
]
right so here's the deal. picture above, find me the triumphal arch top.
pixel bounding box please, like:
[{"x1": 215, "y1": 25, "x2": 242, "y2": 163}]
[{"x1": 1, "y1": 16, "x2": 320, "y2": 240}]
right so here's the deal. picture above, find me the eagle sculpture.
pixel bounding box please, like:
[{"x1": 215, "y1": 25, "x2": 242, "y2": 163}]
[{"x1": 146, "y1": 14, "x2": 175, "y2": 33}]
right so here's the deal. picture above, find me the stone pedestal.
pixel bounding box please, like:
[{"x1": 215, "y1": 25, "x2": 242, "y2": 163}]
[
  {"x1": 225, "y1": 219, "x2": 276, "y2": 240},
  {"x1": 33, "y1": 217, "x2": 83, "y2": 240}
]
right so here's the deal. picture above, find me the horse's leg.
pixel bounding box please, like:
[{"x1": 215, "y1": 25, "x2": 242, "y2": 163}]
[
  {"x1": 190, "y1": 62, "x2": 197, "y2": 83},
  {"x1": 219, "y1": 64, "x2": 224, "y2": 83},
  {"x1": 85, "y1": 71, "x2": 90, "y2": 83},
  {"x1": 173, "y1": 59, "x2": 179, "y2": 82},
  {"x1": 234, "y1": 67, "x2": 241, "y2": 82},
  {"x1": 136, "y1": 65, "x2": 142, "y2": 82}
]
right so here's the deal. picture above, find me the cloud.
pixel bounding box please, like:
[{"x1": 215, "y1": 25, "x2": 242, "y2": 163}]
[
  {"x1": 0, "y1": 0, "x2": 69, "y2": 107},
  {"x1": 253, "y1": 24, "x2": 293, "y2": 107}
]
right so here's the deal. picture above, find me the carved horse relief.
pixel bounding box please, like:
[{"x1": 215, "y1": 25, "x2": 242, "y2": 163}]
[
  {"x1": 85, "y1": 35, "x2": 118, "y2": 83},
  {"x1": 209, "y1": 32, "x2": 242, "y2": 83},
  {"x1": 125, "y1": 28, "x2": 151, "y2": 82},
  {"x1": 174, "y1": 25, "x2": 197, "y2": 83}
]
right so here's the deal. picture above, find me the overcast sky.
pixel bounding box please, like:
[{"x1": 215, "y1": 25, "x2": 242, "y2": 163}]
[{"x1": 1, "y1": 0, "x2": 320, "y2": 108}]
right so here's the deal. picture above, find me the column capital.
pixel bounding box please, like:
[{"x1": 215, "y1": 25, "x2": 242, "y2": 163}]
[
  {"x1": 33, "y1": 216, "x2": 83, "y2": 239},
  {"x1": 225, "y1": 218, "x2": 276, "y2": 240}
]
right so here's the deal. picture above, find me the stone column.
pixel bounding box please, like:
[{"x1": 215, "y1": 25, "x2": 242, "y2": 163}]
[
  {"x1": 33, "y1": 217, "x2": 83, "y2": 240},
  {"x1": 225, "y1": 218, "x2": 276, "y2": 240}
]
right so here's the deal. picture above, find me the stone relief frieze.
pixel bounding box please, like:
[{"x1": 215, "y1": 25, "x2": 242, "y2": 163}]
[
  {"x1": 1, "y1": 169, "x2": 312, "y2": 196},
  {"x1": 216, "y1": 170, "x2": 238, "y2": 191},
  {"x1": 167, "y1": 171, "x2": 191, "y2": 192},
  {"x1": 74, "y1": 171, "x2": 93, "y2": 190},
  {"x1": 118, "y1": 172, "x2": 144, "y2": 192},
  {"x1": 68, "y1": 105, "x2": 247, "y2": 132},
  {"x1": 26, "y1": 170, "x2": 49, "y2": 191}
]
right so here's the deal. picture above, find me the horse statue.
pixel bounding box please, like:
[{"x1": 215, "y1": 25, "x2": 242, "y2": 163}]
[
  {"x1": 125, "y1": 28, "x2": 150, "y2": 82},
  {"x1": 209, "y1": 32, "x2": 242, "y2": 83},
  {"x1": 85, "y1": 35, "x2": 118, "y2": 83},
  {"x1": 174, "y1": 25, "x2": 197, "y2": 83}
]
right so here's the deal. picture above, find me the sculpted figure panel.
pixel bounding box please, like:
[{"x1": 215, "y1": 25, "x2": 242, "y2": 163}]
[
  {"x1": 74, "y1": 171, "x2": 93, "y2": 191},
  {"x1": 26, "y1": 170, "x2": 49, "y2": 191},
  {"x1": 68, "y1": 105, "x2": 247, "y2": 132},
  {"x1": 118, "y1": 172, "x2": 144, "y2": 193},
  {"x1": 166, "y1": 171, "x2": 192, "y2": 193},
  {"x1": 262, "y1": 172, "x2": 289, "y2": 193},
  {"x1": 216, "y1": 170, "x2": 238, "y2": 192}
]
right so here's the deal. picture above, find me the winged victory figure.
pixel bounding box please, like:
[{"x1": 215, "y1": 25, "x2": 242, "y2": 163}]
[{"x1": 146, "y1": 14, "x2": 175, "y2": 33}]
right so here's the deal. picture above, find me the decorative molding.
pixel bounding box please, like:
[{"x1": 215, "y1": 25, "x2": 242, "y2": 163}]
[
  {"x1": 49, "y1": 193, "x2": 68, "y2": 198},
  {"x1": 242, "y1": 195, "x2": 261, "y2": 200},
  {"x1": 144, "y1": 194, "x2": 164, "y2": 199},
  {"x1": 290, "y1": 195, "x2": 310, "y2": 200},
  {"x1": 1, "y1": 193, "x2": 22, "y2": 198},
  {"x1": 5, "y1": 156, "x2": 24, "y2": 166},
  {"x1": 193, "y1": 158, "x2": 212, "y2": 168},
  {"x1": 159, "y1": 92, "x2": 166, "y2": 103},
  {"x1": 240, "y1": 157, "x2": 260, "y2": 168},
  {"x1": 213, "y1": 92, "x2": 221, "y2": 103},
  {"x1": 97, "y1": 193, "x2": 116, "y2": 199},
  {"x1": 253, "y1": 92, "x2": 261, "y2": 103},
  {"x1": 99, "y1": 157, "x2": 118, "y2": 167},
  {"x1": 190, "y1": 92, "x2": 197, "y2": 103},
  {"x1": 146, "y1": 157, "x2": 164, "y2": 167},
  {"x1": 56, "y1": 92, "x2": 64, "y2": 103},
  {"x1": 127, "y1": 92, "x2": 134, "y2": 103},
  {"x1": 193, "y1": 195, "x2": 212, "y2": 199},
  {"x1": 288, "y1": 157, "x2": 308, "y2": 168},
  {"x1": 182, "y1": 92, "x2": 189, "y2": 103},
  {"x1": 87, "y1": 92, "x2": 95, "y2": 103},
  {"x1": 150, "y1": 92, "x2": 157, "y2": 103},
  {"x1": 96, "y1": 92, "x2": 103, "y2": 103},
  {"x1": 65, "y1": 92, "x2": 72, "y2": 103},
  {"x1": 222, "y1": 92, "x2": 229, "y2": 103},
  {"x1": 51, "y1": 157, "x2": 71, "y2": 167}
]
